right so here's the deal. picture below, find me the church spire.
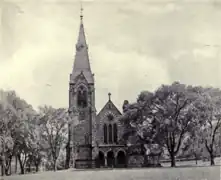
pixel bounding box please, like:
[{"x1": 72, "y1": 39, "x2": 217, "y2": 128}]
[
  {"x1": 76, "y1": 1, "x2": 87, "y2": 50},
  {"x1": 71, "y1": 2, "x2": 94, "y2": 84}
]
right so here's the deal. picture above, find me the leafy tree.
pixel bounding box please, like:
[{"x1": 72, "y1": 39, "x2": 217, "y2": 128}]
[
  {"x1": 24, "y1": 124, "x2": 46, "y2": 173},
  {"x1": 149, "y1": 82, "x2": 201, "y2": 167},
  {"x1": 0, "y1": 118, "x2": 14, "y2": 176},
  {"x1": 120, "y1": 82, "x2": 201, "y2": 167},
  {"x1": 194, "y1": 87, "x2": 221, "y2": 165},
  {"x1": 0, "y1": 89, "x2": 37, "y2": 175},
  {"x1": 12, "y1": 114, "x2": 37, "y2": 174},
  {"x1": 0, "y1": 90, "x2": 21, "y2": 176},
  {"x1": 180, "y1": 129, "x2": 204, "y2": 164},
  {"x1": 37, "y1": 106, "x2": 68, "y2": 171},
  {"x1": 120, "y1": 91, "x2": 163, "y2": 166}
]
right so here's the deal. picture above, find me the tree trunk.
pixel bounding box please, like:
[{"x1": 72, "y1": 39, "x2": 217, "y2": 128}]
[
  {"x1": 35, "y1": 164, "x2": 39, "y2": 172},
  {"x1": 65, "y1": 143, "x2": 71, "y2": 169},
  {"x1": 1, "y1": 164, "x2": 3, "y2": 176},
  {"x1": 210, "y1": 153, "x2": 215, "y2": 166},
  {"x1": 194, "y1": 153, "x2": 198, "y2": 165},
  {"x1": 28, "y1": 162, "x2": 31, "y2": 173},
  {"x1": 28, "y1": 156, "x2": 32, "y2": 173},
  {"x1": 195, "y1": 157, "x2": 198, "y2": 165},
  {"x1": 15, "y1": 155, "x2": 18, "y2": 174},
  {"x1": 170, "y1": 151, "x2": 176, "y2": 167},
  {"x1": 2, "y1": 156, "x2": 5, "y2": 177},
  {"x1": 9, "y1": 158, "x2": 12, "y2": 175},
  {"x1": 53, "y1": 159, "x2": 57, "y2": 171},
  {"x1": 17, "y1": 154, "x2": 25, "y2": 174},
  {"x1": 5, "y1": 156, "x2": 12, "y2": 175},
  {"x1": 34, "y1": 158, "x2": 40, "y2": 173}
]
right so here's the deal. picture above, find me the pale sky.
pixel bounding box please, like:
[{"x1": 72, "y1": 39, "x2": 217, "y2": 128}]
[{"x1": 0, "y1": 0, "x2": 221, "y2": 112}]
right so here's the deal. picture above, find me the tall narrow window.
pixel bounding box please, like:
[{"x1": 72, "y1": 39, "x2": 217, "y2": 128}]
[
  {"x1": 108, "y1": 124, "x2": 113, "y2": 144},
  {"x1": 77, "y1": 86, "x2": 88, "y2": 108},
  {"x1": 113, "y1": 123, "x2": 118, "y2": 144},
  {"x1": 84, "y1": 134, "x2": 89, "y2": 144},
  {"x1": 104, "y1": 124, "x2": 107, "y2": 144},
  {"x1": 79, "y1": 110, "x2": 85, "y2": 120}
]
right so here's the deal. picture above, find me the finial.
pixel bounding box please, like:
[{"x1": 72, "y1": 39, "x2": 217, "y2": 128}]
[
  {"x1": 108, "y1": 92, "x2": 111, "y2": 101},
  {"x1": 80, "y1": 0, "x2": 83, "y2": 20}
]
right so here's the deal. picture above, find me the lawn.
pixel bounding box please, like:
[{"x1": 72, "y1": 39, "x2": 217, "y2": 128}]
[{"x1": 4, "y1": 166, "x2": 221, "y2": 180}]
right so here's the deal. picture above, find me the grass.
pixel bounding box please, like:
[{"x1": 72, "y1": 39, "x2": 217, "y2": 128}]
[
  {"x1": 3, "y1": 166, "x2": 220, "y2": 180},
  {"x1": 161, "y1": 158, "x2": 221, "y2": 167},
  {"x1": 3, "y1": 158, "x2": 221, "y2": 180}
]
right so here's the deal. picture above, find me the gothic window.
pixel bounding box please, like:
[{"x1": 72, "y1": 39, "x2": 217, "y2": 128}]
[
  {"x1": 113, "y1": 123, "x2": 118, "y2": 144},
  {"x1": 79, "y1": 111, "x2": 85, "y2": 120},
  {"x1": 103, "y1": 124, "x2": 107, "y2": 144},
  {"x1": 107, "y1": 114, "x2": 114, "y2": 121},
  {"x1": 84, "y1": 134, "x2": 89, "y2": 144},
  {"x1": 77, "y1": 86, "x2": 88, "y2": 108},
  {"x1": 108, "y1": 124, "x2": 113, "y2": 144}
]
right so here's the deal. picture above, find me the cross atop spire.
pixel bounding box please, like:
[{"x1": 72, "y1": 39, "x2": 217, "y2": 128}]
[
  {"x1": 108, "y1": 93, "x2": 111, "y2": 101},
  {"x1": 80, "y1": 1, "x2": 83, "y2": 21},
  {"x1": 77, "y1": 0, "x2": 86, "y2": 47}
]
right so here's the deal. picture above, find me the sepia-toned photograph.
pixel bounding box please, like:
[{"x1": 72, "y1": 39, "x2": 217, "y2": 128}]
[{"x1": 0, "y1": 0, "x2": 220, "y2": 179}]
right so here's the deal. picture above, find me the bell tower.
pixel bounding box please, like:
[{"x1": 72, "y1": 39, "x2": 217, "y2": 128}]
[{"x1": 68, "y1": 3, "x2": 96, "y2": 168}]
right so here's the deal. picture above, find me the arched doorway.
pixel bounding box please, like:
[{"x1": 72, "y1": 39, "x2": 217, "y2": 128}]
[
  {"x1": 116, "y1": 151, "x2": 126, "y2": 168},
  {"x1": 96, "y1": 151, "x2": 105, "y2": 168},
  {"x1": 107, "y1": 151, "x2": 115, "y2": 168}
]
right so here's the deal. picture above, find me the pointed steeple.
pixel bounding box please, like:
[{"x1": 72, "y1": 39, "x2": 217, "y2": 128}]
[
  {"x1": 76, "y1": 3, "x2": 87, "y2": 49},
  {"x1": 71, "y1": 2, "x2": 94, "y2": 84}
]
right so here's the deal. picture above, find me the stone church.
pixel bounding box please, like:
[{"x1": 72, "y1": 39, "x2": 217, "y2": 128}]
[{"x1": 68, "y1": 9, "x2": 161, "y2": 169}]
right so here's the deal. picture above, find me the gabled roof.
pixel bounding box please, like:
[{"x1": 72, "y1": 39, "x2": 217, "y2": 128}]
[{"x1": 97, "y1": 94, "x2": 122, "y2": 117}]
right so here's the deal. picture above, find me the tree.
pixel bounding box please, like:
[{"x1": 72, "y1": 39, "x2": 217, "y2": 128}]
[
  {"x1": 120, "y1": 91, "x2": 163, "y2": 166},
  {"x1": 0, "y1": 105, "x2": 14, "y2": 176},
  {"x1": 180, "y1": 129, "x2": 204, "y2": 165},
  {"x1": 0, "y1": 90, "x2": 25, "y2": 176},
  {"x1": 151, "y1": 82, "x2": 201, "y2": 167},
  {"x1": 120, "y1": 82, "x2": 201, "y2": 167},
  {"x1": 38, "y1": 106, "x2": 68, "y2": 171},
  {"x1": 120, "y1": 92, "x2": 157, "y2": 143},
  {"x1": 194, "y1": 87, "x2": 221, "y2": 165},
  {"x1": 24, "y1": 123, "x2": 46, "y2": 173},
  {"x1": 0, "y1": 89, "x2": 37, "y2": 175}
]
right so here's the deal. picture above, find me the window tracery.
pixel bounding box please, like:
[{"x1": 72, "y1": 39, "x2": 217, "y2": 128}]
[
  {"x1": 79, "y1": 110, "x2": 85, "y2": 120},
  {"x1": 108, "y1": 124, "x2": 113, "y2": 144},
  {"x1": 103, "y1": 113, "x2": 118, "y2": 144},
  {"x1": 103, "y1": 124, "x2": 107, "y2": 144},
  {"x1": 77, "y1": 85, "x2": 88, "y2": 108},
  {"x1": 113, "y1": 123, "x2": 118, "y2": 143},
  {"x1": 107, "y1": 114, "x2": 114, "y2": 121}
]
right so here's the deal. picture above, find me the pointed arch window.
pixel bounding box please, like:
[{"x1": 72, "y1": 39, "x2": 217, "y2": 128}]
[
  {"x1": 77, "y1": 85, "x2": 88, "y2": 108},
  {"x1": 103, "y1": 124, "x2": 107, "y2": 144},
  {"x1": 79, "y1": 110, "x2": 85, "y2": 120},
  {"x1": 113, "y1": 123, "x2": 118, "y2": 144},
  {"x1": 108, "y1": 124, "x2": 113, "y2": 144}
]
